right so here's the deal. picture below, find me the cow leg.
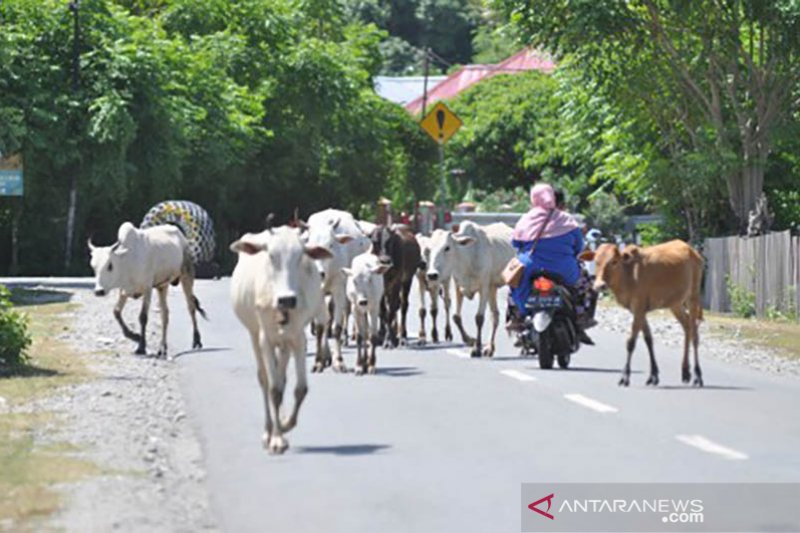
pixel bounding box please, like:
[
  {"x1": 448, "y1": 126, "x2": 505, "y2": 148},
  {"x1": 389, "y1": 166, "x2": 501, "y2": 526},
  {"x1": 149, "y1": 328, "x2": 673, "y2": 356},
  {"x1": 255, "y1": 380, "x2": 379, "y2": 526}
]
[
  {"x1": 619, "y1": 313, "x2": 644, "y2": 387},
  {"x1": 417, "y1": 273, "x2": 428, "y2": 345},
  {"x1": 642, "y1": 319, "x2": 659, "y2": 386},
  {"x1": 429, "y1": 287, "x2": 439, "y2": 343},
  {"x1": 113, "y1": 292, "x2": 141, "y2": 343},
  {"x1": 249, "y1": 330, "x2": 273, "y2": 443},
  {"x1": 156, "y1": 286, "x2": 170, "y2": 359},
  {"x1": 368, "y1": 304, "x2": 380, "y2": 374},
  {"x1": 259, "y1": 329, "x2": 288, "y2": 454},
  {"x1": 389, "y1": 288, "x2": 401, "y2": 347},
  {"x1": 469, "y1": 286, "x2": 489, "y2": 358},
  {"x1": 312, "y1": 301, "x2": 331, "y2": 373},
  {"x1": 180, "y1": 275, "x2": 202, "y2": 350},
  {"x1": 452, "y1": 286, "x2": 475, "y2": 347},
  {"x1": 330, "y1": 287, "x2": 347, "y2": 372},
  {"x1": 135, "y1": 290, "x2": 151, "y2": 355},
  {"x1": 690, "y1": 305, "x2": 703, "y2": 387},
  {"x1": 442, "y1": 281, "x2": 453, "y2": 342},
  {"x1": 671, "y1": 306, "x2": 692, "y2": 384},
  {"x1": 280, "y1": 337, "x2": 307, "y2": 433},
  {"x1": 355, "y1": 310, "x2": 368, "y2": 375},
  {"x1": 484, "y1": 285, "x2": 499, "y2": 357},
  {"x1": 398, "y1": 278, "x2": 413, "y2": 347}
]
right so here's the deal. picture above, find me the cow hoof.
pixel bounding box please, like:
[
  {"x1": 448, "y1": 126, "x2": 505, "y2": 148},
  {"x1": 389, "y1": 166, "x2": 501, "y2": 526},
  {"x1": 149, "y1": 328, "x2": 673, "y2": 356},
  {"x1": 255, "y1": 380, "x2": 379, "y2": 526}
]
[
  {"x1": 355, "y1": 367, "x2": 365, "y2": 376},
  {"x1": 693, "y1": 377, "x2": 704, "y2": 387},
  {"x1": 399, "y1": 338, "x2": 408, "y2": 348},
  {"x1": 445, "y1": 329, "x2": 453, "y2": 342},
  {"x1": 482, "y1": 346, "x2": 495, "y2": 358},
  {"x1": 135, "y1": 346, "x2": 147, "y2": 356},
  {"x1": 646, "y1": 375, "x2": 659, "y2": 386},
  {"x1": 618, "y1": 376, "x2": 630, "y2": 387},
  {"x1": 312, "y1": 362, "x2": 324, "y2": 373},
  {"x1": 681, "y1": 367, "x2": 691, "y2": 383},
  {"x1": 431, "y1": 333, "x2": 439, "y2": 344},
  {"x1": 367, "y1": 366, "x2": 376, "y2": 375},
  {"x1": 470, "y1": 347, "x2": 482, "y2": 358},
  {"x1": 266, "y1": 435, "x2": 289, "y2": 454},
  {"x1": 332, "y1": 362, "x2": 348, "y2": 373}
]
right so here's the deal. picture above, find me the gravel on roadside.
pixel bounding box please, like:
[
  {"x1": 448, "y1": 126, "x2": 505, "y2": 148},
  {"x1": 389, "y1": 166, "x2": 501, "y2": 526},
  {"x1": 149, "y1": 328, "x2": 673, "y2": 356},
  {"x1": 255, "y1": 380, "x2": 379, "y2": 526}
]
[
  {"x1": 596, "y1": 301, "x2": 800, "y2": 377},
  {"x1": 25, "y1": 288, "x2": 217, "y2": 532}
]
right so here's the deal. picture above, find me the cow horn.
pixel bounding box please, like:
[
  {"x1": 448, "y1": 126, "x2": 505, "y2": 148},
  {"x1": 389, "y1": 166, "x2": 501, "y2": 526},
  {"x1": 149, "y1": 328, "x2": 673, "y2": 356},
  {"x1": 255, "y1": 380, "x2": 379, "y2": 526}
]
[
  {"x1": 265, "y1": 213, "x2": 276, "y2": 232},
  {"x1": 87, "y1": 237, "x2": 96, "y2": 251}
]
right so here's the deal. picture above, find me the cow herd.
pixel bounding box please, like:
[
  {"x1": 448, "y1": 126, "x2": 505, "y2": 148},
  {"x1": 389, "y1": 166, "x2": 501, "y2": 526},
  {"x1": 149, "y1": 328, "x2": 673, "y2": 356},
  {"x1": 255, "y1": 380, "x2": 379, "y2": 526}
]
[{"x1": 87, "y1": 207, "x2": 707, "y2": 454}]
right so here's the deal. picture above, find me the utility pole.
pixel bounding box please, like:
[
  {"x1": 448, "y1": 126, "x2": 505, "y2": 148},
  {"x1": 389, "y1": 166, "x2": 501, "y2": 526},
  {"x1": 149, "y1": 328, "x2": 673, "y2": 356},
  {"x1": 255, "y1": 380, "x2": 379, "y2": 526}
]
[
  {"x1": 64, "y1": 1, "x2": 80, "y2": 271},
  {"x1": 421, "y1": 47, "x2": 430, "y2": 117}
]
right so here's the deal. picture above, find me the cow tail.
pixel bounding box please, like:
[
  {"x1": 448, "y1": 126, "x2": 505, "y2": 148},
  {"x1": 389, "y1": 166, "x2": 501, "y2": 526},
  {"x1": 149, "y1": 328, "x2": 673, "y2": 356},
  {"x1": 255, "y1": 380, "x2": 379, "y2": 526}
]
[
  {"x1": 694, "y1": 252, "x2": 705, "y2": 324},
  {"x1": 194, "y1": 295, "x2": 208, "y2": 321}
]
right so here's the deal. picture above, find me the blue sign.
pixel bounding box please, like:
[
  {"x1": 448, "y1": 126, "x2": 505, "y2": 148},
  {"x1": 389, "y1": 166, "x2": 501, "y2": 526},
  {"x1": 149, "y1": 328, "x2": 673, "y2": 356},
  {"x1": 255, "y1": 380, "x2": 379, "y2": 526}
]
[{"x1": 0, "y1": 169, "x2": 23, "y2": 196}]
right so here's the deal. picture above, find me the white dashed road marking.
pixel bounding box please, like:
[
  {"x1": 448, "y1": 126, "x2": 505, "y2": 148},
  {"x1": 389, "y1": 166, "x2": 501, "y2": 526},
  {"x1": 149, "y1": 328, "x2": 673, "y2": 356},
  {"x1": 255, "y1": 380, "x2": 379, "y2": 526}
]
[
  {"x1": 446, "y1": 348, "x2": 471, "y2": 359},
  {"x1": 675, "y1": 434, "x2": 748, "y2": 460},
  {"x1": 564, "y1": 393, "x2": 619, "y2": 414},
  {"x1": 500, "y1": 369, "x2": 537, "y2": 382}
]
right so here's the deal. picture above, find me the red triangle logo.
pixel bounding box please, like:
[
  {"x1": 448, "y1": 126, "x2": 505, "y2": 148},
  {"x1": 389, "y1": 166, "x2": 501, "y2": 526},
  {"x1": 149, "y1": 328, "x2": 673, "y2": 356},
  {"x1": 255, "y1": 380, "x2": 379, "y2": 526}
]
[{"x1": 528, "y1": 493, "x2": 555, "y2": 520}]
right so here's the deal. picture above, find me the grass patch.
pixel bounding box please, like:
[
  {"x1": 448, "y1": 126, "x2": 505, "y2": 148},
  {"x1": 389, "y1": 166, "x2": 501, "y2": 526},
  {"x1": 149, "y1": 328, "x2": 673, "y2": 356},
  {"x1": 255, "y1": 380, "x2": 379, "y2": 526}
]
[
  {"x1": 703, "y1": 314, "x2": 800, "y2": 361},
  {"x1": 0, "y1": 295, "x2": 99, "y2": 529}
]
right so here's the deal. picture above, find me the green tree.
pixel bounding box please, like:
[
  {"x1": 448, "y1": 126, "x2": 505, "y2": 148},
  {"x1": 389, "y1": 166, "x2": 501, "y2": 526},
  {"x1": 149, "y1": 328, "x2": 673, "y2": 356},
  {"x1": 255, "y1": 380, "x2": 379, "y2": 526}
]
[{"x1": 499, "y1": 0, "x2": 800, "y2": 232}]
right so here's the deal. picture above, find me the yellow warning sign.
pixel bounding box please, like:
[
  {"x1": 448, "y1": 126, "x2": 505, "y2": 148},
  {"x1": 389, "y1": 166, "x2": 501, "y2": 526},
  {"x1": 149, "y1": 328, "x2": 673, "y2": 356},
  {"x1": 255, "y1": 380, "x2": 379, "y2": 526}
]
[{"x1": 419, "y1": 102, "x2": 462, "y2": 145}]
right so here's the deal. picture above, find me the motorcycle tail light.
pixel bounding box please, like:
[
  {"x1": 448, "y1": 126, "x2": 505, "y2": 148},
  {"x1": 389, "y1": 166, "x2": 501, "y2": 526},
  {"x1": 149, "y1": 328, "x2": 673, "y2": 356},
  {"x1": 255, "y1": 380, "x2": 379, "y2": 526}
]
[{"x1": 534, "y1": 277, "x2": 554, "y2": 295}]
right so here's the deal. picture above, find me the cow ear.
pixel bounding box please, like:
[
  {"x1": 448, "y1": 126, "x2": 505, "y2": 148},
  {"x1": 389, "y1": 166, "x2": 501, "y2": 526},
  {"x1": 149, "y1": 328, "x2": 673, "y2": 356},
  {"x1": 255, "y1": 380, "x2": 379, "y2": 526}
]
[
  {"x1": 373, "y1": 264, "x2": 391, "y2": 274},
  {"x1": 305, "y1": 245, "x2": 333, "y2": 260},
  {"x1": 113, "y1": 246, "x2": 129, "y2": 257},
  {"x1": 453, "y1": 235, "x2": 475, "y2": 246},
  {"x1": 622, "y1": 247, "x2": 640, "y2": 263},
  {"x1": 578, "y1": 250, "x2": 595, "y2": 262},
  {"x1": 450, "y1": 224, "x2": 460, "y2": 233},
  {"x1": 341, "y1": 267, "x2": 353, "y2": 278},
  {"x1": 230, "y1": 236, "x2": 266, "y2": 255},
  {"x1": 335, "y1": 234, "x2": 354, "y2": 244}
]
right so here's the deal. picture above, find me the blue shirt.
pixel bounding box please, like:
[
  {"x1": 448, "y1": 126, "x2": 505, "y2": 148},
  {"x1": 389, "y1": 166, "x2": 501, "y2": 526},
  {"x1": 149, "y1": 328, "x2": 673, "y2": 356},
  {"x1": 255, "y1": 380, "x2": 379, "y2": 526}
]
[{"x1": 510, "y1": 227, "x2": 584, "y2": 311}]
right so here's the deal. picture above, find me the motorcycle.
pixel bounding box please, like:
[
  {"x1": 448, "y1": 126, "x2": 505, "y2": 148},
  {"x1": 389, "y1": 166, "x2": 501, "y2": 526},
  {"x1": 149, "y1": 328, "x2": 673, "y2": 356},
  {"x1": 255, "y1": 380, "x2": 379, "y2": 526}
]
[{"x1": 516, "y1": 273, "x2": 584, "y2": 369}]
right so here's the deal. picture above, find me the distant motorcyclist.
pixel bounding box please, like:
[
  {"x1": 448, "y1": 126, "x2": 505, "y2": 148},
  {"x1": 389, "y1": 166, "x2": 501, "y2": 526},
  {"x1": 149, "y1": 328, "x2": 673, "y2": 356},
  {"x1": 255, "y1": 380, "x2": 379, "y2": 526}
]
[{"x1": 506, "y1": 184, "x2": 595, "y2": 336}]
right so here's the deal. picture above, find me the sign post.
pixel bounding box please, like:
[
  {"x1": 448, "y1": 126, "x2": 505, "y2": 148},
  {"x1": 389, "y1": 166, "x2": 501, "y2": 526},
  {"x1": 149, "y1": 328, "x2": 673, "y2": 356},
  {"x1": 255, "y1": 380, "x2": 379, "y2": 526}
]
[
  {"x1": 419, "y1": 102, "x2": 463, "y2": 226},
  {"x1": 0, "y1": 153, "x2": 24, "y2": 273}
]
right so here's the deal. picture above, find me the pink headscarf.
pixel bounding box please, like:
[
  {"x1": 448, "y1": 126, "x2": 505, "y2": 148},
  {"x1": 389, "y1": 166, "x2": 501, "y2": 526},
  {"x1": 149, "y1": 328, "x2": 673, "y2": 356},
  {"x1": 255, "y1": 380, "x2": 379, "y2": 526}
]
[{"x1": 512, "y1": 183, "x2": 580, "y2": 241}]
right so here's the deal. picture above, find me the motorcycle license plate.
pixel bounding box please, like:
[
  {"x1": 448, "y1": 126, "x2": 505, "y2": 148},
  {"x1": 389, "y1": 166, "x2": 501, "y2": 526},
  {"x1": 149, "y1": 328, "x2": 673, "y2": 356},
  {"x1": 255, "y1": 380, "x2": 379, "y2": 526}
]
[{"x1": 525, "y1": 295, "x2": 562, "y2": 309}]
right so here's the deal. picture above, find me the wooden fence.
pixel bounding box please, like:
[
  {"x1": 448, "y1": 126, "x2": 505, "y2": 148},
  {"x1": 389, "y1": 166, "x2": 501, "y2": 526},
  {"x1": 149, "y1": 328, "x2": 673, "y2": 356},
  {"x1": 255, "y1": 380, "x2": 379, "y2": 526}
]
[{"x1": 703, "y1": 231, "x2": 800, "y2": 319}]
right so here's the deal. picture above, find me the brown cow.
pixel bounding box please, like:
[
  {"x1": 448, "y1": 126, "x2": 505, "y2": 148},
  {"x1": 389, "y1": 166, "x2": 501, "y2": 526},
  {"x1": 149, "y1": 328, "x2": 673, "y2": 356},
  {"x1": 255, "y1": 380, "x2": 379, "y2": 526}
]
[{"x1": 589, "y1": 240, "x2": 704, "y2": 387}]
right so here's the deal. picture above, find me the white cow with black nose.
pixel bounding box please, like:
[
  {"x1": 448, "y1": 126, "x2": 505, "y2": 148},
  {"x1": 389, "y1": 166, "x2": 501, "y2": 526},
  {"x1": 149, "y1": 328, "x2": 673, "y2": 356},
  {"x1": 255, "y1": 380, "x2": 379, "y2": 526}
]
[
  {"x1": 88, "y1": 222, "x2": 205, "y2": 358},
  {"x1": 343, "y1": 252, "x2": 389, "y2": 375},
  {"x1": 304, "y1": 209, "x2": 371, "y2": 372},
  {"x1": 229, "y1": 226, "x2": 331, "y2": 454}
]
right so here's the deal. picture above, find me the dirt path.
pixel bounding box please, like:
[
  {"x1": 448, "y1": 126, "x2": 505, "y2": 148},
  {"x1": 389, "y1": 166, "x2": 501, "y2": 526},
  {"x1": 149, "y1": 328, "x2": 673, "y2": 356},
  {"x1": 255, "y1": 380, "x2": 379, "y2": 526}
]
[{"x1": 31, "y1": 288, "x2": 216, "y2": 532}]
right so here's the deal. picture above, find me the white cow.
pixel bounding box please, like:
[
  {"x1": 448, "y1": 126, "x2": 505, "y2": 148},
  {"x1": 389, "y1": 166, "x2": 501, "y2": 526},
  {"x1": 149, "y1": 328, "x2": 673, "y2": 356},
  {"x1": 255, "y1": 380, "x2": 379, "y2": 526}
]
[
  {"x1": 229, "y1": 226, "x2": 331, "y2": 454},
  {"x1": 88, "y1": 222, "x2": 205, "y2": 358},
  {"x1": 304, "y1": 209, "x2": 371, "y2": 372},
  {"x1": 415, "y1": 230, "x2": 453, "y2": 344},
  {"x1": 426, "y1": 221, "x2": 514, "y2": 357},
  {"x1": 342, "y1": 252, "x2": 389, "y2": 375}
]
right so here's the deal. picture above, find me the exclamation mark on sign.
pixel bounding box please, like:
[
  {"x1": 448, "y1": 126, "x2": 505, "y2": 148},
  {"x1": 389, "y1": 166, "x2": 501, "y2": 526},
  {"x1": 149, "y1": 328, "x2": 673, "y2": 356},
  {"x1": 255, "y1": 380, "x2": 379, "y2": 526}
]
[{"x1": 436, "y1": 109, "x2": 445, "y2": 140}]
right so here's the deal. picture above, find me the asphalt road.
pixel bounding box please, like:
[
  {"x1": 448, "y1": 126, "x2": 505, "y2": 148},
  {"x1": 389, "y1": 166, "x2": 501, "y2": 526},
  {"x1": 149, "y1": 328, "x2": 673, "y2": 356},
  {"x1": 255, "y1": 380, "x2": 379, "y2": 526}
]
[{"x1": 164, "y1": 279, "x2": 798, "y2": 532}]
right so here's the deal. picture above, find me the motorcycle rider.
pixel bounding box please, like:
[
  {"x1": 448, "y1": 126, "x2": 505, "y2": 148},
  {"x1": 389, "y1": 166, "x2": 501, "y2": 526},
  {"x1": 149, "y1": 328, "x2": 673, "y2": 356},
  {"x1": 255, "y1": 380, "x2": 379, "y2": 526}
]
[{"x1": 506, "y1": 183, "x2": 594, "y2": 342}]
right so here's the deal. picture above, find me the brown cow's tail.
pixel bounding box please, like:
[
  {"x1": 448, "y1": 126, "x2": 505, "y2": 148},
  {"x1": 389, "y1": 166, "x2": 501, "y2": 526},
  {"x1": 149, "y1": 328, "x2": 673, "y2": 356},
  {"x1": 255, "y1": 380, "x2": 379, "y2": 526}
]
[{"x1": 693, "y1": 250, "x2": 705, "y2": 324}]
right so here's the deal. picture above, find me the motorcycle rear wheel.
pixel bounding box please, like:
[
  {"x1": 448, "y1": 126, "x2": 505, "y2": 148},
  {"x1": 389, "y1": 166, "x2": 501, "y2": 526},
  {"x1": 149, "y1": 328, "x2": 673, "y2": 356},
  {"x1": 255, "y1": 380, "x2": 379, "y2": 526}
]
[{"x1": 537, "y1": 336, "x2": 554, "y2": 369}]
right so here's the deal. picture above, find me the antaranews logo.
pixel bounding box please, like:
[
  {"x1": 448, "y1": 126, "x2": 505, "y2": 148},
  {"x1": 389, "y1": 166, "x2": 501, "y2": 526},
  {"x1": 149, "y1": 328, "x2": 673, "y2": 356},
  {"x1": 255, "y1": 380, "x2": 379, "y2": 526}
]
[{"x1": 528, "y1": 493, "x2": 555, "y2": 520}]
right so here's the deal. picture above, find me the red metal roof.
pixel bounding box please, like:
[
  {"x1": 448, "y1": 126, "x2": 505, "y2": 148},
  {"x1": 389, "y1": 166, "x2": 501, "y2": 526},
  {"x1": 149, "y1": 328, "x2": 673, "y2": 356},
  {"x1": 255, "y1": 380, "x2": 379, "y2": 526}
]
[{"x1": 405, "y1": 48, "x2": 556, "y2": 115}]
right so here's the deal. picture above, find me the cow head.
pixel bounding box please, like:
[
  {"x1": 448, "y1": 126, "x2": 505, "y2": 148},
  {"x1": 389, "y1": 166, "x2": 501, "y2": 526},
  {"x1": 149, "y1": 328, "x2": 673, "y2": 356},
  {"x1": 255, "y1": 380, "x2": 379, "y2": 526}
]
[
  {"x1": 370, "y1": 225, "x2": 396, "y2": 267},
  {"x1": 305, "y1": 220, "x2": 355, "y2": 282},
  {"x1": 426, "y1": 225, "x2": 476, "y2": 282},
  {"x1": 88, "y1": 222, "x2": 139, "y2": 296},
  {"x1": 342, "y1": 255, "x2": 389, "y2": 308},
  {"x1": 590, "y1": 243, "x2": 640, "y2": 292},
  {"x1": 230, "y1": 227, "x2": 332, "y2": 324}
]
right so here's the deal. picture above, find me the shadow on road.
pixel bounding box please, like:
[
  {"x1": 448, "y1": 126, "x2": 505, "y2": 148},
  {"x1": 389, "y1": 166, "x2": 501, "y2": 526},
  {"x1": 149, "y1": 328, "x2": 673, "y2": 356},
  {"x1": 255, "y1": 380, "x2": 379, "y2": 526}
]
[
  {"x1": 656, "y1": 385, "x2": 752, "y2": 391},
  {"x1": 374, "y1": 366, "x2": 422, "y2": 377},
  {"x1": 296, "y1": 444, "x2": 391, "y2": 456},
  {"x1": 171, "y1": 347, "x2": 231, "y2": 360},
  {"x1": 564, "y1": 366, "x2": 641, "y2": 374}
]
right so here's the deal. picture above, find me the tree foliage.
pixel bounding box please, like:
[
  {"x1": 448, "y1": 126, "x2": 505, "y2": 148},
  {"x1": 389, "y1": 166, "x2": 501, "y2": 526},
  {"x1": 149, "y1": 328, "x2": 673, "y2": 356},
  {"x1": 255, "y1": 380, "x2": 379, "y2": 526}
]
[{"x1": 0, "y1": 0, "x2": 436, "y2": 275}]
